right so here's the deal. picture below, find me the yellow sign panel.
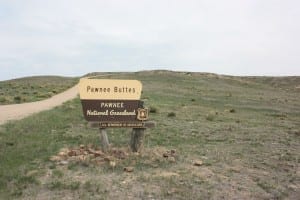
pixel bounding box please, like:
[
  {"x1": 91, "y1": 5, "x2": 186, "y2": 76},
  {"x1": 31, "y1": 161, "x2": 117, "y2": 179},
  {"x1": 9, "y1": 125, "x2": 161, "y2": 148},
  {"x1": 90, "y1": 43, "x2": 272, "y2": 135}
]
[{"x1": 79, "y1": 78, "x2": 142, "y2": 100}]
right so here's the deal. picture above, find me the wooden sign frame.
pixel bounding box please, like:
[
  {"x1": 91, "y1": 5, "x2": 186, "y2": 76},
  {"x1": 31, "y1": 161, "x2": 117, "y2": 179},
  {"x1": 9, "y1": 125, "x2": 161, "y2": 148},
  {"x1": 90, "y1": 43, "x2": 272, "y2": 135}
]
[{"x1": 78, "y1": 77, "x2": 155, "y2": 152}]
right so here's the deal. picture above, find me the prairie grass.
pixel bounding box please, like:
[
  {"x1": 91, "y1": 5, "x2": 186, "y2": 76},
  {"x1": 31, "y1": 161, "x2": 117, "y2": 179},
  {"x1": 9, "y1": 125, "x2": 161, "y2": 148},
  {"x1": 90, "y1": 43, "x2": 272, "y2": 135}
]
[
  {"x1": 0, "y1": 76, "x2": 78, "y2": 104},
  {"x1": 0, "y1": 71, "x2": 299, "y2": 199}
]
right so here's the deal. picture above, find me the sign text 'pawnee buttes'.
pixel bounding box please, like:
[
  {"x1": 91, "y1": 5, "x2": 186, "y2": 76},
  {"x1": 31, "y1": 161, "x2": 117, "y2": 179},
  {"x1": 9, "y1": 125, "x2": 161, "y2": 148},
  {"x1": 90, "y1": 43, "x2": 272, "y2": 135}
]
[{"x1": 79, "y1": 78, "x2": 148, "y2": 128}]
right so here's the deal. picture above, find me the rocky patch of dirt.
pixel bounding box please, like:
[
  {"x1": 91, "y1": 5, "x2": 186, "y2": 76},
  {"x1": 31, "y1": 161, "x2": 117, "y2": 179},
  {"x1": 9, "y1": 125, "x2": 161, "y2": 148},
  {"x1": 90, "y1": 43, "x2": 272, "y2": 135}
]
[
  {"x1": 50, "y1": 145, "x2": 179, "y2": 171},
  {"x1": 50, "y1": 144, "x2": 129, "y2": 166}
]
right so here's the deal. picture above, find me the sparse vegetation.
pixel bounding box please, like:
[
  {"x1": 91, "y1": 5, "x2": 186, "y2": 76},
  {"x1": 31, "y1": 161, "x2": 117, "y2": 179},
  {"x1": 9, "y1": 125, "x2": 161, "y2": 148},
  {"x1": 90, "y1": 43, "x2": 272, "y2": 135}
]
[
  {"x1": 167, "y1": 112, "x2": 176, "y2": 117},
  {"x1": 0, "y1": 96, "x2": 7, "y2": 103},
  {"x1": 0, "y1": 76, "x2": 78, "y2": 104},
  {"x1": 205, "y1": 113, "x2": 215, "y2": 121},
  {"x1": 229, "y1": 108, "x2": 236, "y2": 113},
  {"x1": 149, "y1": 106, "x2": 158, "y2": 113},
  {"x1": 0, "y1": 71, "x2": 299, "y2": 199}
]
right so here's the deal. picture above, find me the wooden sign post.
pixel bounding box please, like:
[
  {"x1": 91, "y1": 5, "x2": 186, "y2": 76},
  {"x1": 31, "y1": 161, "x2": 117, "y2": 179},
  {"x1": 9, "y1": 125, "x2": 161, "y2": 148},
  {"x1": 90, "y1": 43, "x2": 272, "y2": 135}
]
[{"x1": 79, "y1": 78, "x2": 155, "y2": 152}]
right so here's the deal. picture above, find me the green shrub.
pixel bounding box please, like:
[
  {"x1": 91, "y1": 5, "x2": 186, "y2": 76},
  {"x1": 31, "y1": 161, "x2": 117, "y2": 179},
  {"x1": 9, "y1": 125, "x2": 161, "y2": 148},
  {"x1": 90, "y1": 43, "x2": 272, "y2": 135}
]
[
  {"x1": 0, "y1": 96, "x2": 7, "y2": 103},
  {"x1": 229, "y1": 108, "x2": 236, "y2": 113},
  {"x1": 205, "y1": 114, "x2": 215, "y2": 121},
  {"x1": 14, "y1": 96, "x2": 22, "y2": 103},
  {"x1": 69, "y1": 181, "x2": 81, "y2": 190},
  {"x1": 167, "y1": 112, "x2": 176, "y2": 117},
  {"x1": 149, "y1": 106, "x2": 158, "y2": 113}
]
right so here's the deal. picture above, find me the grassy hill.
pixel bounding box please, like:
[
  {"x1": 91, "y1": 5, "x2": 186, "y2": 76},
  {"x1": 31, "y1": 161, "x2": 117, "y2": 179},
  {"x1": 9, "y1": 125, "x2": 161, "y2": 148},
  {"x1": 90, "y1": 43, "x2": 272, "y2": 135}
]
[
  {"x1": 0, "y1": 71, "x2": 299, "y2": 199},
  {"x1": 0, "y1": 76, "x2": 78, "y2": 105}
]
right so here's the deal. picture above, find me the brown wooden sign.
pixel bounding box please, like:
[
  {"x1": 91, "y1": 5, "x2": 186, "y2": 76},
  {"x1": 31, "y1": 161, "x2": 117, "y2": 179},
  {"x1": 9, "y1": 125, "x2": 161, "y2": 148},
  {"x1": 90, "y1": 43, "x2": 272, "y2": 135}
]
[
  {"x1": 81, "y1": 99, "x2": 141, "y2": 122},
  {"x1": 79, "y1": 78, "x2": 148, "y2": 128}
]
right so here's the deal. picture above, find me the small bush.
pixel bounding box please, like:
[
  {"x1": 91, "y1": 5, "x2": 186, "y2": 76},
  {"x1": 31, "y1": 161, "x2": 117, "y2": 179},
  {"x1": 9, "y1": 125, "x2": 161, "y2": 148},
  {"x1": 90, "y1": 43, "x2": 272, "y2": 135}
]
[
  {"x1": 48, "y1": 181, "x2": 63, "y2": 190},
  {"x1": 37, "y1": 93, "x2": 52, "y2": 98},
  {"x1": 206, "y1": 111, "x2": 218, "y2": 121},
  {"x1": 229, "y1": 108, "x2": 236, "y2": 113},
  {"x1": 52, "y1": 170, "x2": 64, "y2": 178},
  {"x1": 14, "y1": 96, "x2": 22, "y2": 103},
  {"x1": 206, "y1": 114, "x2": 215, "y2": 121},
  {"x1": 149, "y1": 106, "x2": 158, "y2": 113},
  {"x1": 0, "y1": 96, "x2": 7, "y2": 103},
  {"x1": 167, "y1": 112, "x2": 176, "y2": 117},
  {"x1": 69, "y1": 181, "x2": 81, "y2": 190},
  {"x1": 84, "y1": 181, "x2": 93, "y2": 190}
]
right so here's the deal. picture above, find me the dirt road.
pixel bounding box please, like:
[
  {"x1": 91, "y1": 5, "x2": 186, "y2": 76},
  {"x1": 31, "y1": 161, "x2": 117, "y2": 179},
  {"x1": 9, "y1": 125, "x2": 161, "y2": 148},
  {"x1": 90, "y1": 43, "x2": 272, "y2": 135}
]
[{"x1": 0, "y1": 84, "x2": 79, "y2": 125}]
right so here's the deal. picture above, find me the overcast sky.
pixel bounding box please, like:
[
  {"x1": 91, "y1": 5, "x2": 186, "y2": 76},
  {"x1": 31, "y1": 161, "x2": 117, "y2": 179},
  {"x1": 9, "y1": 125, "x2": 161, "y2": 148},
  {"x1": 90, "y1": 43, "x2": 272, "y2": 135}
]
[{"x1": 0, "y1": 0, "x2": 299, "y2": 80}]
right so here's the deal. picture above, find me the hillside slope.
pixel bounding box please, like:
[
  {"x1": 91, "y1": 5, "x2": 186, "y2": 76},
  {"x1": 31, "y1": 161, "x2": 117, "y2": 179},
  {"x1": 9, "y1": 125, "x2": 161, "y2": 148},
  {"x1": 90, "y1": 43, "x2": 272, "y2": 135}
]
[
  {"x1": 0, "y1": 71, "x2": 299, "y2": 199},
  {"x1": 0, "y1": 76, "x2": 78, "y2": 105}
]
